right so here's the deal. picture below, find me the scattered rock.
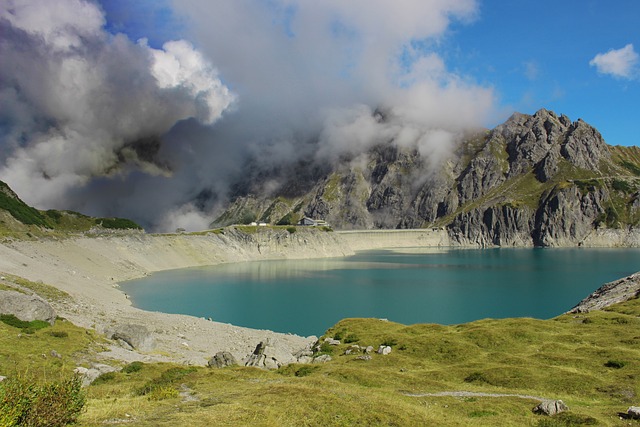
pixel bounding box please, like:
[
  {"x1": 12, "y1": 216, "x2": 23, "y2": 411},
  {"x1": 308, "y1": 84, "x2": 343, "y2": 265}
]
[
  {"x1": 533, "y1": 400, "x2": 568, "y2": 416},
  {"x1": 324, "y1": 337, "x2": 340, "y2": 345},
  {"x1": 50, "y1": 350, "x2": 62, "y2": 359},
  {"x1": 109, "y1": 324, "x2": 156, "y2": 352},
  {"x1": 355, "y1": 355, "x2": 372, "y2": 361},
  {"x1": 208, "y1": 351, "x2": 237, "y2": 368},
  {"x1": 0, "y1": 290, "x2": 57, "y2": 324},
  {"x1": 244, "y1": 339, "x2": 295, "y2": 369},
  {"x1": 365, "y1": 346, "x2": 374, "y2": 354},
  {"x1": 377, "y1": 345, "x2": 392, "y2": 355},
  {"x1": 0, "y1": 375, "x2": 6, "y2": 382},
  {"x1": 313, "y1": 354, "x2": 332, "y2": 363},
  {"x1": 628, "y1": 407, "x2": 640, "y2": 419},
  {"x1": 74, "y1": 363, "x2": 118, "y2": 386}
]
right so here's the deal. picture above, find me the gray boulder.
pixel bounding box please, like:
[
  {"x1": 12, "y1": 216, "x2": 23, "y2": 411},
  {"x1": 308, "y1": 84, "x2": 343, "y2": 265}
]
[
  {"x1": 74, "y1": 363, "x2": 118, "y2": 386},
  {"x1": 244, "y1": 339, "x2": 296, "y2": 369},
  {"x1": 208, "y1": 351, "x2": 237, "y2": 368},
  {"x1": 312, "y1": 354, "x2": 332, "y2": 363},
  {"x1": 377, "y1": 345, "x2": 392, "y2": 355},
  {"x1": 533, "y1": 400, "x2": 568, "y2": 416},
  {"x1": 109, "y1": 324, "x2": 156, "y2": 352},
  {"x1": 628, "y1": 407, "x2": 640, "y2": 419},
  {"x1": 0, "y1": 290, "x2": 56, "y2": 325}
]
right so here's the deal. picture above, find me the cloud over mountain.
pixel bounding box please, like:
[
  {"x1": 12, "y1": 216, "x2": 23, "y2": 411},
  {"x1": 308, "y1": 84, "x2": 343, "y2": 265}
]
[{"x1": 0, "y1": 0, "x2": 496, "y2": 231}]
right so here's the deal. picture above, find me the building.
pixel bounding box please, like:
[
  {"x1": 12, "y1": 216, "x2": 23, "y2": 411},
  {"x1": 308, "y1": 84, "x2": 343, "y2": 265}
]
[{"x1": 298, "y1": 217, "x2": 328, "y2": 227}]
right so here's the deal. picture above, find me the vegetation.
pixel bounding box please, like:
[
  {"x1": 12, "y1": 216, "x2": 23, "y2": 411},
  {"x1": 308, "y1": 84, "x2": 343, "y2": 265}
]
[
  {"x1": 94, "y1": 217, "x2": 142, "y2": 230},
  {"x1": 0, "y1": 374, "x2": 85, "y2": 427},
  {"x1": 0, "y1": 314, "x2": 50, "y2": 334},
  {"x1": 0, "y1": 182, "x2": 50, "y2": 227},
  {"x1": 0, "y1": 296, "x2": 639, "y2": 425}
]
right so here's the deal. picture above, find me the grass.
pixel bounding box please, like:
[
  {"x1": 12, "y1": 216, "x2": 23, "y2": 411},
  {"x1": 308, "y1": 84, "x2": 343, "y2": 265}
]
[
  {"x1": 0, "y1": 273, "x2": 70, "y2": 302},
  {"x1": 1, "y1": 275, "x2": 639, "y2": 425}
]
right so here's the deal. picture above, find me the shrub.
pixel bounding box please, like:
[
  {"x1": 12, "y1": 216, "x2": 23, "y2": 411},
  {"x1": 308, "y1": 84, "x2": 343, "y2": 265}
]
[
  {"x1": 294, "y1": 366, "x2": 319, "y2": 377},
  {"x1": 604, "y1": 360, "x2": 626, "y2": 369},
  {"x1": 344, "y1": 333, "x2": 360, "y2": 344},
  {"x1": 91, "y1": 372, "x2": 117, "y2": 385},
  {"x1": 0, "y1": 314, "x2": 50, "y2": 332},
  {"x1": 136, "y1": 367, "x2": 196, "y2": 397},
  {"x1": 380, "y1": 337, "x2": 398, "y2": 347},
  {"x1": 464, "y1": 372, "x2": 489, "y2": 384},
  {"x1": 0, "y1": 374, "x2": 85, "y2": 427},
  {"x1": 316, "y1": 342, "x2": 334, "y2": 356},
  {"x1": 122, "y1": 361, "x2": 144, "y2": 374},
  {"x1": 47, "y1": 331, "x2": 68, "y2": 338},
  {"x1": 147, "y1": 386, "x2": 179, "y2": 401},
  {"x1": 95, "y1": 217, "x2": 142, "y2": 230},
  {"x1": 286, "y1": 226, "x2": 296, "y2": 234},
  {"x1": 332, "y1": 330, "x2": 346, "y2": 341}
]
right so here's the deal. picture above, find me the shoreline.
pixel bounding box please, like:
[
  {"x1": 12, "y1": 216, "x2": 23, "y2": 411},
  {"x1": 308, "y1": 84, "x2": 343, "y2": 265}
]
[{"x1": 0, "y1": 227, "x2": 638, "y2": 366}]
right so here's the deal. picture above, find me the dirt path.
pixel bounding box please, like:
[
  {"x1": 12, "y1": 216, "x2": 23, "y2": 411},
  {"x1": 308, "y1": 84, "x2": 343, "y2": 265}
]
[{"x1": 401, "y1": 391, "x2": 548, "y2": 402}]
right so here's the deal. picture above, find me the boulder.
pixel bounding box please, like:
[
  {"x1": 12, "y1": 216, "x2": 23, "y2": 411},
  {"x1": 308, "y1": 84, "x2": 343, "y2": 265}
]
[
  {"x1": 355, "y1": 355, "x2": 372, "y2": 361},
  {"x1": 628, "y1": 407, "x2": 640, "y2": 419},
  {"x1": 0, "y1": 290, "x2": 56, "y2": 325},
  {"x1": 244, "y1": 339, "x2": 296, "y2": 369},
  {"x1": 377, "y1": 345, "x2": 392, "y2": 355},
  {"x1": 312, "y1": 354, "x2": 332, "y2": 363},
  {"x1": 74, "y1": 363, "x2": 118, "y2": 386},
  {"x1": 109, "y1": 324, "x2": 156, "y2": 352},
  {"x1": 208, "y1": 351, "x2": 237, "y2": 368},
  {"x1": 324, "y1": 338, "x2": 341, "y2": 345},
  {"x1": 533, "y1": 400, "x2": 568, "y2": 416}
]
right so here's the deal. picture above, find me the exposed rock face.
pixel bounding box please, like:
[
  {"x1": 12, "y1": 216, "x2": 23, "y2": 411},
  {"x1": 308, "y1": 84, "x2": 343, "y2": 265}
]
[
  {"x1": 569, "y1": 272, "x2": 640, "y2": 313},
  {"x1": 244, "y1": 339, "x2": 296, "y2": 369},
  {"x1": 0, "y1": 290, "x2": 56, "y2": 324},
  {"x1": 208, "y1": 351, "x2": 237, "y2": 368},
  {"x1": 109, "y1": 324, "x2": 156, "y2": 352},
  {"x1": 215, "y1": 109, "x2": 640, "y2": 247}
]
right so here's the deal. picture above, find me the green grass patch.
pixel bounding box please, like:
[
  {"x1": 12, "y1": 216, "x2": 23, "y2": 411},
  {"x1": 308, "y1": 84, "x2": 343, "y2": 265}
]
[
  {"x1": 0, "y1": 314, "x2": 50, "y2": 332},
  {"x1": 94, "y1": 217, "x2": 142, "y2": 230}
]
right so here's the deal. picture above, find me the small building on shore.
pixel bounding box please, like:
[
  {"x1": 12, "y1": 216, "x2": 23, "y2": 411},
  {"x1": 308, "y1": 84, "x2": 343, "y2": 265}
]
[{"x1": 298, "y1": 217, "x2": 328, "y2": 227}]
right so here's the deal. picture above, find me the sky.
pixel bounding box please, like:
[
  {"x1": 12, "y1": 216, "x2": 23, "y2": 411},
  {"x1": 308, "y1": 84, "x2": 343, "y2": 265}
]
[{"x1": 0, "y1": 0, "x2": 638, "y2": 231}]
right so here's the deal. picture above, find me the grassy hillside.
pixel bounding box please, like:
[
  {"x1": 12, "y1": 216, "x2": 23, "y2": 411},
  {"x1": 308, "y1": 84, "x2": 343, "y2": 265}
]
[
  {"x1": 0, "y1": 180, "x2": 142, "y2": 237},
  {"x1": 1, "y1": 289, "x2": 638, "y2": 426}
]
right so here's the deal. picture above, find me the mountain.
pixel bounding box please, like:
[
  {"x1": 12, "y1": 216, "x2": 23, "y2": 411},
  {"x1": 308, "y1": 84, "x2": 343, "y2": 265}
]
[
  {"x1": 213, "y1": 109, "x2": 640, "y2": 247},
  {"x1": 0, "y1": 180, "x2": 141, "y2": 236}
]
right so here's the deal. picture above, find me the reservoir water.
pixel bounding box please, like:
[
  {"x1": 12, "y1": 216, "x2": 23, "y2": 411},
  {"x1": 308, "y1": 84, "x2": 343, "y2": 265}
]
[{"x1": 121, "y1": 248, "x2": 640, "y2": 336}]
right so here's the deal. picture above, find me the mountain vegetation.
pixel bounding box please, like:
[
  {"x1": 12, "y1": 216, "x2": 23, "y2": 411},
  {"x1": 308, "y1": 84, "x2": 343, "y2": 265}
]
[
  {"x1": 214, "y1": 109, "x2": 640, "y2": 247},
  {"x1": 0, "y1": 180, "x2": 142, "y2": 237}
]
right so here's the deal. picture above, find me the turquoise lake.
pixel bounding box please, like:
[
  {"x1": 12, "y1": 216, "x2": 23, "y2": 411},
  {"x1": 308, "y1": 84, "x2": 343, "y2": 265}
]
[{"x1": 121, "y1": 248, "x2": 640, "y2": 336}]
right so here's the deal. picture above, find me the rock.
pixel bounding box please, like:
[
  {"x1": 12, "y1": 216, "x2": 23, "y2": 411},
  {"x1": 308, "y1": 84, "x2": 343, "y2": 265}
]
[
  {"x1": 0, "y1": 290, "x2": 57, "y2": 325},
  {"x1": 533, "y1": 400, "x2": 568, "y2": 416},
  {"x1": 0, "y1": 375, "x2": 6, "y2": 382},
  {"x1": 628, "y1": 407, "x2": 640, "y2": 419},
  {"x1": 109, "y1": 324, "x2": 156, "y2": 352},
  {"x1": 324, "y1": 338, "x2": 340, "y2": 345},
  {"x1": 244, "y1": 339, "x2": 295, "y2": 369},
  {"x1": 355, "y1": 355, "x2": 372, "y2": 361},
  {"x1": 569, "y1": 272, "x2": 640, "y2": 313},
  {"x1": 312, "y1": 354, "x2": 332, "y2": 363},
  {"x1": 50, "y1": 350, "x2": 62, "y2": 359},
  {"x1": 74, "y1": 363, "x2": 118, "y2": 386},
  {"x1": 365, "y1": 346, "x2": 374, "y2": 354},
  {"x1": 208, "y1": 351, "x2": 237, "y2": 368},
  {"x1": 377, "y1": 345, "x2": 392, "y2": 355}
]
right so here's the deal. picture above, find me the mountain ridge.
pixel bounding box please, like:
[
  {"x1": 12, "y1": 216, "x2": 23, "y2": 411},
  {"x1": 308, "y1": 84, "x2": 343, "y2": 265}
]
[{"x1": 213, "y1": 109, "x2": 640, "y2": 247}]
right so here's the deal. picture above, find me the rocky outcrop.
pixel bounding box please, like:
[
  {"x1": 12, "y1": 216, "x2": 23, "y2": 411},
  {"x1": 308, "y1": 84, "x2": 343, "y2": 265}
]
[
  {"x1": 532, "y1": 400, "x2": 569, "y2": 416},
  {"x1": 569, "y1": 272, "x2": 640, "y2": 313},
  {"x1": 108, "y1": 324, "x2": 156, "y2": 352},
  {"x1": 208, "y1": 351, "x2": 237, "y2": 368},
  {"x1": 244, "y1": 339, "x2": 296, "y2": 369},
  {"x1": 0, "y1": 290, "x2": 56, "y2": 324}
]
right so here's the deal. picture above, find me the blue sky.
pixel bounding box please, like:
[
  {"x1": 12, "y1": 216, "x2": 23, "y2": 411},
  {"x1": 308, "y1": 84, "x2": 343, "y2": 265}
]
[
  {"x1": 443, "y1": 0, "x2": 640, "y2": 146},
  {"x1": 98, "y1": 0, "x2": 639, "y2": 147}
]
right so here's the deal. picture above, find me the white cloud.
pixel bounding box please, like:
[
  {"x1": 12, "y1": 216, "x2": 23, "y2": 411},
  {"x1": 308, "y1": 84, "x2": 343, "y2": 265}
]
[
  {"x1": 589, "y1": 44, "x2": 638, "y2": 79},
  {"x1": 0, "y1": 0, "x2": 235, "y2": 213}
]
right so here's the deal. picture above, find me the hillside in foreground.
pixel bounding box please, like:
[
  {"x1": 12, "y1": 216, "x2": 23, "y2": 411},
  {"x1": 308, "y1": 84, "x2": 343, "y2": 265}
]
[
  {"x1": 215, "y1": 109, "x2": 640, "y2": 247},
  {"x1": 1, "y1": 284, "x2": 639, "y2": 426}
]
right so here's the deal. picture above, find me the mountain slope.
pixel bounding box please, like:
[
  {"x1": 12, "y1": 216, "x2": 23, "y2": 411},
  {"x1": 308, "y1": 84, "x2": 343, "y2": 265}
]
[
  {"x1": 0, "y1": 179, "x2": 142, "y2": 236},
  {"x1": 213, "y1": 109, "x2": 640, "y2": 246}
]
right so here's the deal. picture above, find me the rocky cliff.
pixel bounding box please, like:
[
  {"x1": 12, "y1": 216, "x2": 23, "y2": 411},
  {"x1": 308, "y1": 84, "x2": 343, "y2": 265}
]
[{"x1": 214, "y1": 109, "x2": 640, "y2": 247}]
